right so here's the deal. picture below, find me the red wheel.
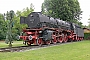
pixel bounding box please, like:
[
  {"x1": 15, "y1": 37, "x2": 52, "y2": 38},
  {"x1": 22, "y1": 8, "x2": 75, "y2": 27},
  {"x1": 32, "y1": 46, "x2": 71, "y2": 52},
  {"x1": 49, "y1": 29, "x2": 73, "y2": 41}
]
[
  {"x1": 52, "y1": 39, "x2": 57, "y2": 44},
  {"x1": 64, "y1": 36, "x2": 68, "y2": 43},
  {"x1": 63, "y1": 34, "x2": 68, "y2": 43},
  {"x1": 59, "y1": 37, "x2": 63, "y2": 43},
  {"x1": 52, "y1": 35, "x2": 57, "y2": 44},
  {"x1": 76, "y1": 37, "x2": 79, "y2": 41},
  {"x1": 46, "y1": 40, "x2": 51, "y2": 45},
  {"x1": 37, "y1": 38, "x2": 43, "y2": 46},
  {"x1": 27, "y1": 42, "x2": 31, "y2": 46}
]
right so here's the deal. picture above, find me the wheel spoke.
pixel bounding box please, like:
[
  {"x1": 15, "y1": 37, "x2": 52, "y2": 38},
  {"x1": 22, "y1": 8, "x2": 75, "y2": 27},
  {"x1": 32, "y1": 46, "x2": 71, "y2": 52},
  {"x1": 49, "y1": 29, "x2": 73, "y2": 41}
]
[
  {"x1": 52, "y1": 39, "x2": 57, "y2": 44},
  {"x1": 59, "y1": 37, "x2": 63, "y2": 43},
  {"x1": 64, "y1": 36, "x2": 68, "y2": 43},
  {"x1": 37, "y1": 38, "x2": 43, "y2": 46}
]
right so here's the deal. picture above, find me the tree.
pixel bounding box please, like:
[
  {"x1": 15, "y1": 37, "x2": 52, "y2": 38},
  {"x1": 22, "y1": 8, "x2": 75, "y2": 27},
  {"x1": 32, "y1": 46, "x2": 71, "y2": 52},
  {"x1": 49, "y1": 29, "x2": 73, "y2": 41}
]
[
  {"x1": 4, "y1": 10, "x2": 15, "y2": 47},
  {"x1": 87, "y1": 18, "x2": 90, "y2": 28},
  {"x1": 13, "y1": 3, "x2": 34, "y2": 36},
  {"x1": 0, "y1": 13, "x2": 7, "y2": 40},
  {"x1": 42, "y1": 0, "x2": 82, "y2": 22},
  {"x1": 3, "y1": 3, "x2": 34, "y2": 47}
]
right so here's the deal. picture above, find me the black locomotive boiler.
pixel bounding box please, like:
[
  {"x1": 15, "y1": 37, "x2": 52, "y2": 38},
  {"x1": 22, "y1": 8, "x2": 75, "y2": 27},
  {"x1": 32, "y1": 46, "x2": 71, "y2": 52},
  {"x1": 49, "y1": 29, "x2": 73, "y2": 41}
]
[{"x1": 19, "y1": 12, "x2": 84, "y2": 46}]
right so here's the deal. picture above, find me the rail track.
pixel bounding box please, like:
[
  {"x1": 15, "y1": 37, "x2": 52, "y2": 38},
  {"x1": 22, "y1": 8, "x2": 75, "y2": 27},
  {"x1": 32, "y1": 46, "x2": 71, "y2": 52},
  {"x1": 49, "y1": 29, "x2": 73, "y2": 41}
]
[{"x1": 0, "y1": 41, "x2": 81, "y2": 52}]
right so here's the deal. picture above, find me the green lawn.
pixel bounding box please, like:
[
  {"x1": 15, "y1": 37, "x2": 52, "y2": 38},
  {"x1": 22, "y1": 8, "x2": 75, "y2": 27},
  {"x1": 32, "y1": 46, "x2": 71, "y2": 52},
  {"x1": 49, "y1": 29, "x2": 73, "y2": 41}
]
[
  {"x1": 0, "y1": 41, "x2": 24, "y2": 48},
  {"x1": 0, "y1": 40, "x2": 90, "y2": 60}
]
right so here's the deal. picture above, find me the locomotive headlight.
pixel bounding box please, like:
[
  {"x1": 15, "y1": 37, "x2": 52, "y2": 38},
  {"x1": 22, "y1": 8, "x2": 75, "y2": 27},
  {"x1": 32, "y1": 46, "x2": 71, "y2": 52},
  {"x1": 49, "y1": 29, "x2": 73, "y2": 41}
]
[
  {"x1": 28, "y1": 35, "x2": 32, "y2": 40},
  {"x1": 16, "y1": 35, "x2": 20, "y2": 40}
]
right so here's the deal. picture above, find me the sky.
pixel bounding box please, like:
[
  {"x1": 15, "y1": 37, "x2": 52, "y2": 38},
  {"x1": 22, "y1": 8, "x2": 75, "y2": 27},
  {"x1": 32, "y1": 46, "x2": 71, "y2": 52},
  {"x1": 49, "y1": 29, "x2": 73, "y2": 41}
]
[
  {"x1": 0, "y1": 0, "x2": 90, "y2": 26},
  {"x1": 78, "y1": 0, "x2": 90, "y2": 26}
]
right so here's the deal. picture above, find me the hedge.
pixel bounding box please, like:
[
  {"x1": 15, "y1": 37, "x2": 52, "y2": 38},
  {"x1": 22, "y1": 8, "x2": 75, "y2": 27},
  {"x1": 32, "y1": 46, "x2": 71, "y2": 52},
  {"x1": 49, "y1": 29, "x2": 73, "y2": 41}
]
[{"x1": 84, "y1": 33, "x2": 90, "y2": 40}]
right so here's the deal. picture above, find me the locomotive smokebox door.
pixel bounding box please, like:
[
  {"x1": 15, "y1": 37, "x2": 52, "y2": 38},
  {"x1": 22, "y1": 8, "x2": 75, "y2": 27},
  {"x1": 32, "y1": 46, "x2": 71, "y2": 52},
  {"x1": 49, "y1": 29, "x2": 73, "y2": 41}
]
[{"x1": 42, "y1": 30, "x2": 53, "y2": 41}]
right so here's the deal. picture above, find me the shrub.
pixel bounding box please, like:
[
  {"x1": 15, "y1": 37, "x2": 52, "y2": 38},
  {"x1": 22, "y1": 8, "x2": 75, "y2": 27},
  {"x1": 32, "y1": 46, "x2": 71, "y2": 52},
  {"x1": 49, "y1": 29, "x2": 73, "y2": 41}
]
[{"x1": 84, "y1": 33, "x2": 90, "y2": 40}]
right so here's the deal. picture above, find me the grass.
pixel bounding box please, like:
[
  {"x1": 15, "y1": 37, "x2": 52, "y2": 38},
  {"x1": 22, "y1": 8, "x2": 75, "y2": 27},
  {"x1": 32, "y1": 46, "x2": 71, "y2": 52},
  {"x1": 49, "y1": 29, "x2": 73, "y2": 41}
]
[
  {"x1": 0, "y1": 40, "x2": 90, "y2": 60},
  {"x1": 0, "y1": 41, "x2": 24, "y2": 48}
]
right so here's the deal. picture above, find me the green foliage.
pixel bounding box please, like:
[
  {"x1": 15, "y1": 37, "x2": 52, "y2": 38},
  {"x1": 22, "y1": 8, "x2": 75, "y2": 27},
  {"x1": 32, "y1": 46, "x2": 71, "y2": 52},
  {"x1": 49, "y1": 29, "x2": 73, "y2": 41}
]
[
  {"x1": 87, "y1": 19, "x2": 90, "y2": 28},
  {"x1": 74, "y1": 20, "x2": 83, "y2": 28},
  {"x1": 6, "y1": 3, "x2": 34, "y2": 41},
  {"x1": 13, "y1": 3, "x2": 34, "y2": 36},
  {"x1": 42, "y1": 0, "x2": 82, "y2": 22},
  {"x1": 0, "y1": 3, "x2": 34, "y2": 41},
  {"x1": 84, "y1": 33, "x2": 90, "y2": 40},
  {"x1": 0, "y1": 14, "x2": 7, "y2": 40},
  {"x1": 4, "y1": 10, "x2": 15, "y2": 47}
]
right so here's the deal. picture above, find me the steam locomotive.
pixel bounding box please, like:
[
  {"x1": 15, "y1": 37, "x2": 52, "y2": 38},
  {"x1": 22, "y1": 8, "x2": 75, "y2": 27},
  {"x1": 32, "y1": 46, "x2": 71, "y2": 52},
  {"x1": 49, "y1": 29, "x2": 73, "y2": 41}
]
[{"x1": 19, "y1": 12, "x2": 84, "y2": 46}]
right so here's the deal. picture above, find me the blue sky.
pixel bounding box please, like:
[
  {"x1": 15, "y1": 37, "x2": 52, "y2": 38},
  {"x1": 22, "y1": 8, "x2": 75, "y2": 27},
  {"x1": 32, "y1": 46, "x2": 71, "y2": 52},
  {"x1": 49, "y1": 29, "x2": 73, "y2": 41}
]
[{"x1": 0, "y1": 0, "x2": 90, "y2": 26}]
